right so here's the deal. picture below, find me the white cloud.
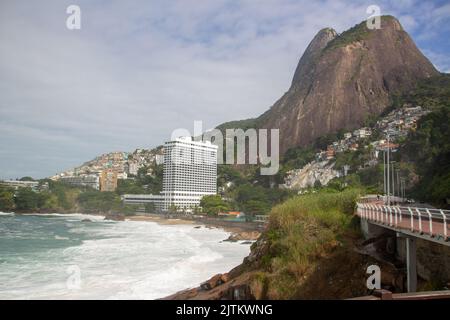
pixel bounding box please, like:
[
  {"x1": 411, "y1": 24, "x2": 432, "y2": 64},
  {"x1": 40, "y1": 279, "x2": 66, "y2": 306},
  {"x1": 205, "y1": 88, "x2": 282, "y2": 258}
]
[{"x1": 0, "y1": 0, "x2": 448, "y2": 179}]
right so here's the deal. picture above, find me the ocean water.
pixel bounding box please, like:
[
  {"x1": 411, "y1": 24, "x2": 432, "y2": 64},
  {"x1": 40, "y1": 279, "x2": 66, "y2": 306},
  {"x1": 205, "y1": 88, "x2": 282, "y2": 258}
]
[{"x1": 0, "y1": 212, "x2": 251, "y2": 299}]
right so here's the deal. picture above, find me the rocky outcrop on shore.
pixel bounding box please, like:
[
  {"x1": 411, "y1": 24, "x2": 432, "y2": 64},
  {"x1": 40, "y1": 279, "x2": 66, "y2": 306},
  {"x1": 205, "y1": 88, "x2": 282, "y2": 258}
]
[
  {"x1": 224, "y1": 231, "x2": 261, "y2": 242},
  {"x1": 103, "y1": 213, "x2": 126, "y2": 221},
  {"x1": 162, "y1": 269, "x2": 258, "y2": 300},
  {"x1": 163, "y1": 230, "x2": 424, "y2": 300}
]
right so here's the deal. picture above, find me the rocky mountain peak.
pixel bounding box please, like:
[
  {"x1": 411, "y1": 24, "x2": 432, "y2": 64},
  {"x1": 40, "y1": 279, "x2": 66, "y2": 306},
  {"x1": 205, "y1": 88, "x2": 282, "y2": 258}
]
[
  {"x1": 257, "y1": 15, "x2": 438, "y2": 153},
  {"x1": 291, "y1": 27, "x2": 337, "y2": 88}
]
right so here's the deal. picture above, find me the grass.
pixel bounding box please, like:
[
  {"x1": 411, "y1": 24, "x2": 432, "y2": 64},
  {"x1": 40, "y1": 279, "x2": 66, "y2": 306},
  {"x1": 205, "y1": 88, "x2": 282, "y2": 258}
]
[{"x1": 254, "y1": 188, "x2": 364, "y2": 298}]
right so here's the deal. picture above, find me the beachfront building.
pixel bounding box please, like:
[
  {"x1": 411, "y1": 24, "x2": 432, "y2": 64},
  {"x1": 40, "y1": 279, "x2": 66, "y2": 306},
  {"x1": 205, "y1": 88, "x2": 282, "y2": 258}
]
[
  {"x1": 161, "y1": 137, "x2": 217, "y2": 212},
  {"x1": 60, "y1": 175, "x2": 100, "y2": 190},
  {"x1": 121, "y1": 137, "x2": 218, "y2": 213},
  {"x1": 121, "y1": 194, "x2": 164, "y2": 207}
]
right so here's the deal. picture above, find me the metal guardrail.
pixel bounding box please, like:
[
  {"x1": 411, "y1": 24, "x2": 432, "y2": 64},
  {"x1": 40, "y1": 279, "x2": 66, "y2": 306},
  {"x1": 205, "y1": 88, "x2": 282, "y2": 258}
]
[
  {"x1": 356, "y1": 202, "x2": 450, "y2": 241},
  {"x1": 358, "y1": 195, "x2": 404, "y2": 204}
]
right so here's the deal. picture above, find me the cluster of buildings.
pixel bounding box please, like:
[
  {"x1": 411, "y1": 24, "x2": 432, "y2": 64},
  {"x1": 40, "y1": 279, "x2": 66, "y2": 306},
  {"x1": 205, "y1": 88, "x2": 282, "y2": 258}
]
[
  {"x1": 363, "y1": 106, "x2": 427, "y2": 161},
  {"x1": 316, "y1": 127, "x2": 372, "y2": 161},
  {"x1": 375, "y1": 105, "x2": 429, "y2": 138},
  {"x1": 125, "y1": 148, "x2": 164, "y2": 176},
  {"x1": 283, "y1": 105, "x2": 429, "y2": 190},
  {"x1": 122, "y1": 137, "x2": 218, "y2": 213},
  {"x1": 317, "y1": 105, "x2": 427, "y2": 162},
  {"x1": 52, "y1": 148, "x2": 163, "y2": 192},
  {"x1": 56, "y1": 169, "x2": 119, "y2": 192}
]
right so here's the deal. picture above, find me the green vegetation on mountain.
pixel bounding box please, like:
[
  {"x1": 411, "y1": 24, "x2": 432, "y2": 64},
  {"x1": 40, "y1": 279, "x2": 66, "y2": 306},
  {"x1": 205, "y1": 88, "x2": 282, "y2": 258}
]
[
  {"x1": 135, "y1": 163, "x2": 163, "y2": 194},
  {"x1": 402, "y1": 103, "x2": 450, "y2": 207},
  {"x1": 216, "y1": 118, "x2": 261, "y2": 133},
  {"x1": 382, "y1": 73, "x2": 450, "y2": 207},
  {"x1": 116, "y1": 179, "x2": 146, "y2": 195},
  {"x1": 115, "y1": 162, "x2": 164, "y2": 196},
  {"x1": 281, "y1": 146, "x2": 316, "y2": 172},
  {"x1": 323, "y1": 20, "x2": 371, "y2": 52},
  {"x1": 324, "y1": 16, "x2": 400, "y2": 53},
  {"x1": 397, "y1": 73, "x2": 450, "y2": 110}
]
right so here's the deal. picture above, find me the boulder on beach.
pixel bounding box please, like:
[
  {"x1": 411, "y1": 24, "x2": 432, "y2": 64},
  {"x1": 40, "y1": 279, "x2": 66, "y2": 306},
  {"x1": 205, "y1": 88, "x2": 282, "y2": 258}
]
[
  {"x1": 104, "y1": 214, "x2": 125, "y2": 221},
  {"x1": 225, "y1": 231, "x2": 261, "y2": 242}
]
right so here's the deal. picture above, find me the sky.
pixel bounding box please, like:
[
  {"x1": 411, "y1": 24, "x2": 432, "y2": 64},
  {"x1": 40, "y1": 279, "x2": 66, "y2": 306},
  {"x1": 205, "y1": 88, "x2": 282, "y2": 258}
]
[{"x1": 0, "y1": 0, "x2": 449, "y2": 179}]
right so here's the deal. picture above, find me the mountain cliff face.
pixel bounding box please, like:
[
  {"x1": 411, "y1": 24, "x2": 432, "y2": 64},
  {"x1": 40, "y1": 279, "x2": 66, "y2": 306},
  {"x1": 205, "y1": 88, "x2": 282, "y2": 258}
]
[{"x1": 221, "y1": 16, "x2": 439, "y2": 154}]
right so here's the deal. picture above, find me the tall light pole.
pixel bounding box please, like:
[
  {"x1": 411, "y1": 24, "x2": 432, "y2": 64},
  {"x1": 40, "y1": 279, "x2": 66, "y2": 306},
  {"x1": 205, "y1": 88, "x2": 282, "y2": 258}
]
[
  {"x1": 391, "y1": 161, "x2": 396, "y2": 200},
  {"x1": 401, "y1": 178, "x2": 406, "y2": 202},
  {"x1": 383, "y1": 150, "x2": 386, "y2": 196},
  {"x1": 386, "y1": 134, "x2": 390, "y2": 205}
]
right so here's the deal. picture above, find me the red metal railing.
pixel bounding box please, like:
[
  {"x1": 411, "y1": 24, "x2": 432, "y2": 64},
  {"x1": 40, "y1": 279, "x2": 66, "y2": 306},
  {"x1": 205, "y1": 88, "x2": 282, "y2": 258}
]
[{"x1": 356, "y1": 202, "x2": 450, "y2": 241}]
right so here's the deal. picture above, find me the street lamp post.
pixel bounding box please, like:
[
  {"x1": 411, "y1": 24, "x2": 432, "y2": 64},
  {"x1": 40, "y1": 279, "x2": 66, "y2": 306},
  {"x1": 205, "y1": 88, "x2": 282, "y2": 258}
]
[
  {"x1": 391, "y1": 161, "x2": 396, "y2": 200},
  {"x1": 383, "y1": 150, "x2": 386, "y2": 196},
  {"x1": 386, "y1": 134, "x2": 390, "y2": 205},
  {"x1": 401, "y1": 178, "x2": 406, "y2": 202}
]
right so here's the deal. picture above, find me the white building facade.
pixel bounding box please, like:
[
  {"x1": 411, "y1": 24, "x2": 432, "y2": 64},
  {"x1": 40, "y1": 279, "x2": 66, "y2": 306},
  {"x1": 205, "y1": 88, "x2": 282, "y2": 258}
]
[
  {"x1": 122, "y1": 137, "x2": 218, "y2": 213},
  {"x1": 161, "y1": 137, "x2": 217, "y2": 212}
]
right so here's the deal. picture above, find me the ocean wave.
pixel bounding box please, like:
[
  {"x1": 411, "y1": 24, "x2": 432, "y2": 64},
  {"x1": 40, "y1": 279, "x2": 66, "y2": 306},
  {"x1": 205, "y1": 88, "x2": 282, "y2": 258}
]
[
  {"x1": 0, "y1": 217, "x2": 251, "y2": 299},
  {"x1": 0, "y1": 212, "x2": 15, "y2": 216},
  {"x1": 22, "y1": 213, "x2": 105, "y2": 221},
  {"x1": 54, "y1": 235, "x2": 70, "y2": 240}
]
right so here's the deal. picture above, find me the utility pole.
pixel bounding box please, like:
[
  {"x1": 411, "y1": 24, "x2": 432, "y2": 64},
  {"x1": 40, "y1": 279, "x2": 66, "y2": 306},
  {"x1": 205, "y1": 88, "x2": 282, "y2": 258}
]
[{"x1": 396, "y1": 169, "x2": 400, "y2": 201}]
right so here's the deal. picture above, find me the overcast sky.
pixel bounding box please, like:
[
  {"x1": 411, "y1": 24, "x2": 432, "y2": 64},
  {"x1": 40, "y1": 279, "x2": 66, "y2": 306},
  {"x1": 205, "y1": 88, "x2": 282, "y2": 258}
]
[{"x1": 0, "y1": 0, "x2": 449, "y2": 179}]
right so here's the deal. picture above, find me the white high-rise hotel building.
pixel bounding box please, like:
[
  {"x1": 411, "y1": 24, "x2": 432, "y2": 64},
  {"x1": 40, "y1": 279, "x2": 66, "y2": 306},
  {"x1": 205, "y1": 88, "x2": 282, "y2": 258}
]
[
  {"x1": 121, "y1": 136, "x2": 218, "y2": 212},
  {"x1": 161, "y1": 137, "x2": 218, "y2": 211}
]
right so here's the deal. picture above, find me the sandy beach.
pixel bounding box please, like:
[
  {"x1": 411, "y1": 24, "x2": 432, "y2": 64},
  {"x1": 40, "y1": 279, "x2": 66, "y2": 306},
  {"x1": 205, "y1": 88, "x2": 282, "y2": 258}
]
[
  {"x1": 125, "y1": 214, "x2": 263, "y2": 241},
  {"x1": 126, "y1": 214, "x2": 196, "y2": 225}
]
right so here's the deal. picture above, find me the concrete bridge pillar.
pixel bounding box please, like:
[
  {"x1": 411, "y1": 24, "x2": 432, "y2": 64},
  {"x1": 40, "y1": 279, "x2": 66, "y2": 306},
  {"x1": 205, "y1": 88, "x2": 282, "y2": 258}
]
[
  {"x1": 406, "y1": 236, "x2": 417, "y2": 292},
  {"x1": 398, "y1": 232, "x2": 417, "y2": 292}
]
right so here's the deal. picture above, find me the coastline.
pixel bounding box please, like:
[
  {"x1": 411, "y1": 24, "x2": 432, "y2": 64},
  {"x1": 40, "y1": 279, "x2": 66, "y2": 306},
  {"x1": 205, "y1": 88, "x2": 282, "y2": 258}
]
[
  {"x1": 122, "y1": 213, "x2": 263, "y2": 299},
  {"x1": 126, "y1": 214, "x2": 263, "y2": 242},
  {"x1": 5, "y1": 211, "x2": 262, "y2": 299},
  {"x1": 1, "y1": 211, "x2": 255, "y2": 299},
  {"x1": 9, "y1": 211, "x2": 263, "y2": 241}
]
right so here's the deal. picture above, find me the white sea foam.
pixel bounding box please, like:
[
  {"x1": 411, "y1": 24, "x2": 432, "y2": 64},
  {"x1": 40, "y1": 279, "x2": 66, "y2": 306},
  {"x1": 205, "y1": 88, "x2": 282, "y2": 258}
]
[
  {"x1": 0, "y1": 212, "x2": 14, "y2": 216},
  {"x1": 21, "y1": 213, "x2": 105, "y2": 220},
  {"x1": 0, "y1": 216, "x2": 251, "y2": 300}
]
